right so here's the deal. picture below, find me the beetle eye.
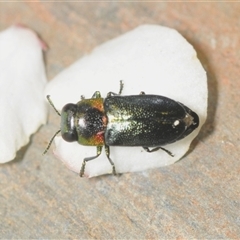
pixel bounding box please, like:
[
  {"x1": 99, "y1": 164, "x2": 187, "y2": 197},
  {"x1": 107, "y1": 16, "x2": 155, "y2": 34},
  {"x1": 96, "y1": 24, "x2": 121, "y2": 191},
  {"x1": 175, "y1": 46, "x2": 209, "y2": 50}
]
[{"x1": 61, "y1": 103, "x2": 78, "y2": 142}]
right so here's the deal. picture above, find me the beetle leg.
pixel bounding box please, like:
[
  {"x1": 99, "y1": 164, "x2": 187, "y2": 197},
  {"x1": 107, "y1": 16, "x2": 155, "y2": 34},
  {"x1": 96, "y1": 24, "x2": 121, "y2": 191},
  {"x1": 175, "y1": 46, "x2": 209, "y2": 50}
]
[
  {"x1": 118, "y1": 80, "x2": 124, "y2": 95},
  {"x1": 107, "y1": 80, "x2": 124, "y2": 97},
  {"x1": 104, "y1": 145, "x2": 117, "y2": 175},
  {"x1": 143, "y1": 146, "x2": 174, "y2": 157},
  {"x1": 80, "y1": 146, "x2": 103, "y2": 177},
  {"x1": 107, "y1": 92, "x2": 117, "y2": 97},
  {"x1": 91, "y1": 91, "x2": 101, "y2": 99}
]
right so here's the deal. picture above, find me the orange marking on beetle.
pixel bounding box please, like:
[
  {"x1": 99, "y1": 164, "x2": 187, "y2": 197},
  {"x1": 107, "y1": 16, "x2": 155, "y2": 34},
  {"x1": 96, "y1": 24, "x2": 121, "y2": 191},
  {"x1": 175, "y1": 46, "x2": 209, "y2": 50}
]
[
  {"x1": 89, "y1": 98, "x2": 104, "y2": 112},
  {"x1": 90, "y1": 131, "x2": 105, "y2": 145}
]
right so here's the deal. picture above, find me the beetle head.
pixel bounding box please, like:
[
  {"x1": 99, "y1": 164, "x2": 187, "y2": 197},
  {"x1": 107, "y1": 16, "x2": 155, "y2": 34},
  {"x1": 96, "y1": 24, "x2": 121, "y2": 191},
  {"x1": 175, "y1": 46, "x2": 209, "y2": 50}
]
[{"x1": 61, "y1": 103, "x2": 78, "y2": 142}]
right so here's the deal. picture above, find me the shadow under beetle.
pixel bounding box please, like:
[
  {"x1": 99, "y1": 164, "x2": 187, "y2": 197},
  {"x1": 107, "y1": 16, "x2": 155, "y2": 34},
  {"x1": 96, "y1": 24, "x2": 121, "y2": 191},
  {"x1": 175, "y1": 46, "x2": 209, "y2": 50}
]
[{"x1": 44, "y1": 81, "x2": 199, "y2": 177}]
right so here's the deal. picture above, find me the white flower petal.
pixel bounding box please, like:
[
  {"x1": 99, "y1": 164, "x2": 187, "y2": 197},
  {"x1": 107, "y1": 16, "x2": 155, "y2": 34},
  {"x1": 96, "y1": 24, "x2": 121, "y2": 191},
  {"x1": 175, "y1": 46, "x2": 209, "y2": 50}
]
[
  {"x1": 45, "y1": 25, "x2": 207, "y2": 177},
  {"x1": 0, "y1": 26, "x2": 47, "y2": 163}
]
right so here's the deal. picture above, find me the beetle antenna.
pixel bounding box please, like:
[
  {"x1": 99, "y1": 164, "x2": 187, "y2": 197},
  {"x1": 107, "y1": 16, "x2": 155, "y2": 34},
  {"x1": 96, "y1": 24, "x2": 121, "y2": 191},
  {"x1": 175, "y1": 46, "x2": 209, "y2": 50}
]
[
  {"x1": 43, "y1": 129, "x2": 61, "y2": 155},
  {"x1": 44, "y1": 96, "x2": 61, "y2": 155},
  {"x1": 46, "y1": 95, "x2": 61, "y2": 116}
]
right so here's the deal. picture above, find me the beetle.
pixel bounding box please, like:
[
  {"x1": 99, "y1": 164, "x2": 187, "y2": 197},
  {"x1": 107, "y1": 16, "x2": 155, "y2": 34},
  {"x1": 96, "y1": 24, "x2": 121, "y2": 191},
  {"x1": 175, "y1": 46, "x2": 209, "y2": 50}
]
[{"x1": 44, "y1": 81, "x2": 199, "y2": 177}]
